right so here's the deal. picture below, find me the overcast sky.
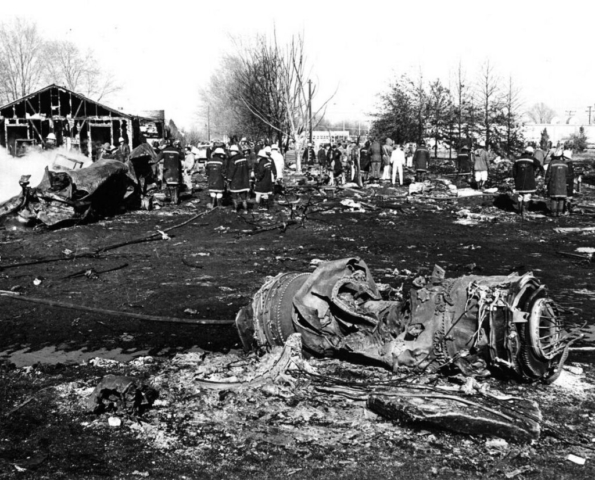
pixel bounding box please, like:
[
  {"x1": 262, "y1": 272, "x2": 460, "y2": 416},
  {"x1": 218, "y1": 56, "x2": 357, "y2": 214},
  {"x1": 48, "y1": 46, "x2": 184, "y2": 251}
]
[{"x1": 4, "y1": 0, "x2": 594, "y2": 130}]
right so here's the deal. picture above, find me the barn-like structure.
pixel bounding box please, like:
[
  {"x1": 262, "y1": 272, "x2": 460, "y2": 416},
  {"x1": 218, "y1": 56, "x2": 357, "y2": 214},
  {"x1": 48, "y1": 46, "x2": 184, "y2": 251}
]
[{"x1": 0, "y1": 84, "x2": 164, "y2": 158}]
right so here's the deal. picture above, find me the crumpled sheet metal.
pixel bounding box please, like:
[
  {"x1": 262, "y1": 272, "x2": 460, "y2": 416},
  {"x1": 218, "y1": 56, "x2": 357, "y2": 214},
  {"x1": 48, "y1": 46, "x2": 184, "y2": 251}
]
[
  {"x1": 4, "y1": 159, "x2": 137, "y2": 227},
  {"x1": 238, "y1": 257, "x2": 570, "y2": 383}
]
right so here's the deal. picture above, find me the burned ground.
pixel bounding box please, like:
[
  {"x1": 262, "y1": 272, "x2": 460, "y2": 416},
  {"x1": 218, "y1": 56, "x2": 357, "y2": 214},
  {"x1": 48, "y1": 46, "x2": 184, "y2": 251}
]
[{"x1": 1, "y1": 173, "x2": 595, "y2": 478}]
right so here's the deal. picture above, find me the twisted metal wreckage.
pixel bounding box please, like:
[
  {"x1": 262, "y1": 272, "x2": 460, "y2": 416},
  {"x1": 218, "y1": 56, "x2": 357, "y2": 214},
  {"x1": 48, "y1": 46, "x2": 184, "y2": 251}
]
[
  {"x1": 229, "y1": 257, "x2": 579, "y2": 441},
  {"x1": 0, "y1": 158, "x2": 142, "y2": 228}
]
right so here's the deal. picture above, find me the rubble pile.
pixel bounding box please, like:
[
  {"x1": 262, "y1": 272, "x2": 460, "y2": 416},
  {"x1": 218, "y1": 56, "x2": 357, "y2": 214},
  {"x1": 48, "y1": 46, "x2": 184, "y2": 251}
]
[{"x1": 39, "y1": 339, "x2": 593, "y2": 476}]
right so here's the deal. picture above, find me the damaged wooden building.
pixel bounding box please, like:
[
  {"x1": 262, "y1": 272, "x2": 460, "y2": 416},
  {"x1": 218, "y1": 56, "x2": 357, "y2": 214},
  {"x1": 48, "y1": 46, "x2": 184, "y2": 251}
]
[{"x1": 0, "y1": 84, "x2": 164, "y2": 158}]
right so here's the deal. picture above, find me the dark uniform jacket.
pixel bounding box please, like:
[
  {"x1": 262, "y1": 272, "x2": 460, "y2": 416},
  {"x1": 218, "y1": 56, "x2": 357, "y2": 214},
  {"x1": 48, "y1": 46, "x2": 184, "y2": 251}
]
[
  {"x1": 456, "y1": 151, "x2": 471, "y2": 173},
  {"x1": 331, "y1": 149, "x2": 343, "y2": 174},
  {"x1": 359, "y1": 146, "x2": 371, "y2": 171},
  {"x1": 370, "y1": 141, "x2": 382, "y2": 163},
  {"x1": 512, "y1": 154, "x2": 544, "y2": 192},
  {"x1": 160, "y1": 145, "x2": 183, "y2": 184},
  {"x1": 117, "y1": 143, "x2": 131, "y2": 161},
  {"x1": 413, "y1": 146, "x2": 430, "y2": 171},
  {"x1": 227, "y1": 153, "x2": 250, "y2": 192},
  {"x1": 255, "y1": 156, "x2": 277, "y2": 193},
  {"x1": 545, "y1": 156, "x2": 574, "y2": 198},
  {"x1": 317, "y1": 147, "x2": 327, "y2": 167},
  {"x1": 206, "y1": 155, "x2": 226, "y2": 192},
  {"x1": 302, "y1": 146, "x2": 315, "y2": 165}
]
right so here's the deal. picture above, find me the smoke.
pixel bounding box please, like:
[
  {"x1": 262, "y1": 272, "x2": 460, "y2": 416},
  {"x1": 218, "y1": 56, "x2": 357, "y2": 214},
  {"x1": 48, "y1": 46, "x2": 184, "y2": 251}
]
[{"x1": 0, "y1": 147, "x2": 92, "y2": 204}]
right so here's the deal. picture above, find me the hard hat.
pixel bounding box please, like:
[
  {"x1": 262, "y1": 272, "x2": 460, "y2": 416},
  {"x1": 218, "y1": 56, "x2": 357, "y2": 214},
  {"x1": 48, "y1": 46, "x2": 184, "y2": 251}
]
[
  {"x1": 264, "y1": 146, "x2": 272, "y2": 155},
  {"x1": 554, "y1": 148, "x2": 563, "y2": 157},
  {"x1": 102, "y1": 142, "x2": 111, "y2": 150},
  {"x1": 230, "y1": 145, "x2": 240, "y2": 153},
  {"x1": 118, "y1": 137, "x2": 125, "y2": 143},
  {"x1": 46, "y1": 133, "x2": 56, "y2": 141},
  {"x1": 213, "y1": 147, "x2": 226, "y2": 156},
  {"x1": 257, "y1": 149, "x2": 267, "y2": 157},
  {"x1": 271, "y1": 144, "x2": 279, "y2": 150},
  {"x1": 524, "y1": 146, "x2": 535, "y2": 154}
]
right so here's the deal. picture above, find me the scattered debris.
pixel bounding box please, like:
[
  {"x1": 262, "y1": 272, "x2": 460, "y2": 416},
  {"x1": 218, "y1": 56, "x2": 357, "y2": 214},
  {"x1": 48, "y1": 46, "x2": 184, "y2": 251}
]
[
  {"x1": 85, "y1": 374, "x2": 158, "y2": 415},
  {"x1": 566, "y1": 454, "x2": 586, "y2": 465}
]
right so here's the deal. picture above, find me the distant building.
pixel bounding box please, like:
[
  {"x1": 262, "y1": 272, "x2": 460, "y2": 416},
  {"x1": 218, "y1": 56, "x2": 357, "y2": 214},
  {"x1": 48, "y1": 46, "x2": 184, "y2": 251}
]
[
  {"x1": 310, "y1": 130, "x2": 350, "y2": 147},
  {"x1": 0, "y1": 84, "x2": 164, "y2": 158},
  {"x1": 523, "y1": 121, "x2": 595, "y2": 147}
]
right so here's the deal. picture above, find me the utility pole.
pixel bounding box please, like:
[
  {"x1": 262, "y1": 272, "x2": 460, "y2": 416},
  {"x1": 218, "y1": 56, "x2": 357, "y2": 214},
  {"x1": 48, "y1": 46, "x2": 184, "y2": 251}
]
[
  {"x1": 308, "y1": 80, "x2": 313, "y2": 145},
  {"x1": 587, "y1": 106, "x2": 593, "y2": 125},
  {"x1": 207, "y1": 105, "x2": 211, "y2": 142}
]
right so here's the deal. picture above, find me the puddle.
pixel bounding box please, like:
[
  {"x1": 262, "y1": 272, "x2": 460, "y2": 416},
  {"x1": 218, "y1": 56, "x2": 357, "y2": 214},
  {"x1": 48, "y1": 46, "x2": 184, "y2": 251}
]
[{"x1": 0, "y1": 345, "x2": 151, "y2": 368}]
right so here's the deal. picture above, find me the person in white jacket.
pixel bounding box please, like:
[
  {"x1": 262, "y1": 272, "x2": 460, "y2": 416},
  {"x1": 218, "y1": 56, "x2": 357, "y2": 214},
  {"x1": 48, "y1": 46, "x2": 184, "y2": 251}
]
[
  {"x1": 391, "y1": 144, "x2": 406, "y2": 186},
  {"x1": 270, "y1": 144, "x2": 285, "y2": 182}
]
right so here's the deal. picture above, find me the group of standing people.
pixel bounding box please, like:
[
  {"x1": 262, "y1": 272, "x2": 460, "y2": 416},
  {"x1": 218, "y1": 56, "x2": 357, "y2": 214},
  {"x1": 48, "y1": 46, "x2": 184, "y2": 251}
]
[
  {"x1": 456, "y1": 140, "x2": 575, "y2": 217},
  {"x1": 455, "y1": 142, "x2": 491, "y2": 189},
  {"x1": 304, "y1": 139, "x2": 430, "y2": 186},
  {"x1": 512, "y1": 145, "x2": 574, "y2": 217},
  {"x1": 206, "y1": 142, "x2": 283, "y2": 211},
  {"x1": 146, "y1": 133, "x2": 577, "y2": 217}
]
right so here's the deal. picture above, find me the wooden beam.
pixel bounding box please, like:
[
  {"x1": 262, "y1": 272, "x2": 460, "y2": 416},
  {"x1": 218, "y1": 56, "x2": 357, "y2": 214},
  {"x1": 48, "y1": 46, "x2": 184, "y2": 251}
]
[
  {"x1": 28, "y1": 119, "x2": 43, "y2": 144},
  {"x1": 25, "y1": 99, "x2": 39, "y2": 115},
  {"x1": 88, "y1": 121, "x2": 92, "y2": 160},
  {"x1": 73, "y1": 98, "x2": 84, "y2": 119}
]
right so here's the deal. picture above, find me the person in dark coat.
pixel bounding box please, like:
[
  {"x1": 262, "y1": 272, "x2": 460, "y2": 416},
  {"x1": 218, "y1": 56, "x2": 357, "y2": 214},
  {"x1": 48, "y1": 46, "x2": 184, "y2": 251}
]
[
  {"x1": 317, "y1": 144, "x2": 327, "y2": 168},
  {"x1": 545, "y1": 148, "x2": 574, "y2": 217},
  {"x1": 359, "y1": 141, "x2": 371, "y2": 182},
  {"x1": 412, "y1": 141, "x2": 431, "y2": 182},
  {"x1": 330, "y1": 145, "x2": 343, "y2": 185},
  {"x1": 369, "y1": 139, "x2": 382, "y2": 182},
  {"x1": 254, "y1": 149, "x2": 277, "y2": 209},
  {"x1": 206, "y1": 147, "x2": 226, "y2": 208},
  {"x1": 456, "y1": 145, "x2": 472, "y2": 175},
  {"x1": 512, "y1": 146, "x2": 544, "y2": 216},
  {"x1": 158, "y1": 138, "x2": 184, "y2": 204},
  {"x1": 227, "y1": 144, "x2": 250, "y2": 212},
  {"x1": 302, "y1": 142, "x2": 315, "y2": 167},
  {"x1": 117, "y1": 137, "x2": 131, "y2": 161}
]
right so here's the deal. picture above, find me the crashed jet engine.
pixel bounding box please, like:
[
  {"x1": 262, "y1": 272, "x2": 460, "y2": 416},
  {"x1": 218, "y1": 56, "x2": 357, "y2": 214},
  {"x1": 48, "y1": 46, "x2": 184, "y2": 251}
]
[{"x1": 236, "y1": 257, "x2": 570, "y2": 382}]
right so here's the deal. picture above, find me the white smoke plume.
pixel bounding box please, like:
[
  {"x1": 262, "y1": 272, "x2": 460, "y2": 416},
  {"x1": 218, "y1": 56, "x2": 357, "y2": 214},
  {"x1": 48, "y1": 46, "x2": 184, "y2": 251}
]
[{"x1": 0, "y1": 147, "x2": 92, "y2": 204}]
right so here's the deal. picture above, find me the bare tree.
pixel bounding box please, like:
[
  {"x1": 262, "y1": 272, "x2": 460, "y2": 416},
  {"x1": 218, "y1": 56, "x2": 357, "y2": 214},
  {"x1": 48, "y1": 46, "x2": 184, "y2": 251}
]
[
  {"x1": 501, "y1": 76, "x2": 525, "y2": 156},
  {"x1": 201, "y1": 32, "x2": 335, "y2": 172},
  {"x1": 452, "y1": 61, "x2": 477, "y2": 148},
  {"x1": 526, "y1": 102, "x2": 556, "y2": 124},
  {"x1": 476, "y1": 60, "x2": 503, "y2": 148},
  {"x1": 0, "y1": 18, "x2": 45, "y2": 103},
  {"x1": 427, "y1": 79, "x2": 453, "y2": 156},
  {"x1": 411, "y1": 70, "x2": 427, "y2": 142},
  {"x1": 43, "y1": 40, "x2": 120, "y2": 101}
]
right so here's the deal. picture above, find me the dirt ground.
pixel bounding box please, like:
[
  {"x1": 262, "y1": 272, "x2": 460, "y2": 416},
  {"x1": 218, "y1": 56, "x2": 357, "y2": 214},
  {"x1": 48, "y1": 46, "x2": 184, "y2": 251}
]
[{"x1": 1, "y1": 165, "x2": 595, "y2": 479}]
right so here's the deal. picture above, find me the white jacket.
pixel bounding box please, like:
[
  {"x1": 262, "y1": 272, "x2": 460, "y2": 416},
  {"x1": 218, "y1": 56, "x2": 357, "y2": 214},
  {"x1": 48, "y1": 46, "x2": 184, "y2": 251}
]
[
  {"x1": 391, "y1": 148, "x2": 406, "y2": 166},
  {"x1": 271, "y1": 151, "x2": 285, "y2": 179}
]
